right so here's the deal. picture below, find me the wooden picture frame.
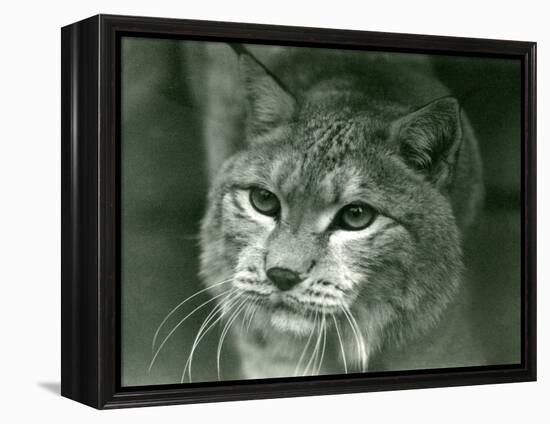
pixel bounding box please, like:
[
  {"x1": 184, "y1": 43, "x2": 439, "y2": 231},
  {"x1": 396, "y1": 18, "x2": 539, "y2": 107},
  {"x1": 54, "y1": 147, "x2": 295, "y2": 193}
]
[{"x1": 61, "y1": 14, "x2": 536, "y2": 409}]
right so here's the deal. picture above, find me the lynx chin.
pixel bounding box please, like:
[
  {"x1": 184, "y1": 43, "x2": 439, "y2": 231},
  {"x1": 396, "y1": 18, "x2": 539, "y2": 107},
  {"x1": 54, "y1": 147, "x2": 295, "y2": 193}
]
[{"x1": 196, "y1": 44, "x2": 484, "y2": 380}]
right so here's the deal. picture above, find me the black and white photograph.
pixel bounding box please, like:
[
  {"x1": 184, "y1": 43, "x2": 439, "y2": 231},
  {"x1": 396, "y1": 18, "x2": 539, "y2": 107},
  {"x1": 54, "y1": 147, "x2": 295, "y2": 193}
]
[
  {"x1": 4, "y1": 1, "x2": 547, "y2": 421},
  {"x1": 121, "y1": 38, "x2": 524, "y2": 386}
]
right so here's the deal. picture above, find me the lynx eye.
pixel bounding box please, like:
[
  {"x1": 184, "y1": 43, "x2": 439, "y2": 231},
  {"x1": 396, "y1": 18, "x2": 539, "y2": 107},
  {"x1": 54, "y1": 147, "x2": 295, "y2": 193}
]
[
  {"x1": 336, "y1": 203, "x2": 376, "y2": 231},
  {"x1": 249, "y1": 187, "x2": 280, "y2": 217}
]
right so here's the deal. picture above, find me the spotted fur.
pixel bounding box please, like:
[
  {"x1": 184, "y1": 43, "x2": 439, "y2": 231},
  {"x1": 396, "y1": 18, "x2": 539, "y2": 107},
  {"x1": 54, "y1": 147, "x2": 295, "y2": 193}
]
[{"x1": 196, "y1": 44, "x2": 484, "y2": 379}]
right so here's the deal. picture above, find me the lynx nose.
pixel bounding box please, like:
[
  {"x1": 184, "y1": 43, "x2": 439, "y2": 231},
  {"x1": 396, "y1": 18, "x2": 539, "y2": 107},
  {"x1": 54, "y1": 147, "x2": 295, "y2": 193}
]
[{"x1": 266, "y1": 267, "x2": 301, "y2": 291}]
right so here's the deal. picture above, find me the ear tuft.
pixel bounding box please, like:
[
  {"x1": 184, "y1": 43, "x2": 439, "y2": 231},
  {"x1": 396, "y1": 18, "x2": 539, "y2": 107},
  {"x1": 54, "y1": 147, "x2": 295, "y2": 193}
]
[
  {"x1": 391, "y1": 97, "x2": 463, "y2": 186},
  {"x1": 239, "y1": 54, "x2": 296, "y2": 136}
]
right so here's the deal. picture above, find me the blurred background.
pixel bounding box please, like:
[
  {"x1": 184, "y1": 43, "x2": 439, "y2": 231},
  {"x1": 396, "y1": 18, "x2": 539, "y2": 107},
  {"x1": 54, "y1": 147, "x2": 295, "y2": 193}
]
[{"x1": 120, "y1": 37, "x2": 521, "y2": 387}]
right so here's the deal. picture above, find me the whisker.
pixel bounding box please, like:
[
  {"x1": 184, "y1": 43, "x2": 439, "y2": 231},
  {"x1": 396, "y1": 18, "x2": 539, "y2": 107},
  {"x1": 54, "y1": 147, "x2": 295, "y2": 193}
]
[
  {"x1": 339, "y1": 305, "x2": 362, "y2": 367},
  {"x1": 151, "y1": 277, "x2": 233, "y2": 352},
  {"x1": 181, "y1": 291, "x2": 242, "y2": 383},
  {"x1": 310, "y1": 322, "x2": 323, "y2": 376},
  {"x1": 148, "y1": 288, "x2": 235, "y2": 372},
  {"x1": 294, "y1": 310, "x2": 318, "y2": 376},
  {"x1": 216, "y1": 298, "x2": 249, "y2": 380},
  {"x1": 345, "y1": 307, "x2": 368, "y2": 371},
  {"x1": 245, "y1": 298, "x2": 261, "y2": 334},
  {"x1": 332, "y1": 314, "x2": 348, "y2": 374},
  {"x1": 304, "y1": 312, "x2": 323, "y2": 376},
  {"x1": 182, "y1": 302, "x2": 225, "y2": 383},
  {"x1": 240, "y1": 301, "x2": 255, "y2": 333},
  {"x1": 341, "y1": 305, "x2": 367, "y2": 371},
  {"x1": 315, "y1": 315, "x2": 327, "y2": 375}
]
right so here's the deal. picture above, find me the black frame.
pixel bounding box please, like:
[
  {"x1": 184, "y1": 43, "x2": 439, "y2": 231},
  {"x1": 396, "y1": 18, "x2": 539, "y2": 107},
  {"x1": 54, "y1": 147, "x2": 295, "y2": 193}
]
[{"x1": 61, "y1": 14, "x2": 537, "y2": 409}]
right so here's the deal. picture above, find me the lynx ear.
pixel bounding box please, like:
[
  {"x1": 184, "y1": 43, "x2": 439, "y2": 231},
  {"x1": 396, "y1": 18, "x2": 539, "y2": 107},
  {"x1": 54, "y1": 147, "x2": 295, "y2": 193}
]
[
  {"x1": 239, "y1": 54, "x2": 296, "y2": 135},
  {"x1": 391, "y1": 97, "x2": 463, "y2": 187}
]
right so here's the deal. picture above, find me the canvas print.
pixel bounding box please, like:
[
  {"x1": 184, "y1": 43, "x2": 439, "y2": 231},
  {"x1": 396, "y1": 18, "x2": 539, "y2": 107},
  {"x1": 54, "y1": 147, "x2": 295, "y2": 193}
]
[{"x1": 120, "y1": 37, "x2": 521, "y2": 386}]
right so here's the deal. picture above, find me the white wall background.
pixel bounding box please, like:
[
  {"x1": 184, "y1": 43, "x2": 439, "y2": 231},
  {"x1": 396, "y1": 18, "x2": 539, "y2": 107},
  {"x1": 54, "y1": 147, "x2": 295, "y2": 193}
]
[{"x1": 0, "y1": 0, "x2": 546, "y2": 422}]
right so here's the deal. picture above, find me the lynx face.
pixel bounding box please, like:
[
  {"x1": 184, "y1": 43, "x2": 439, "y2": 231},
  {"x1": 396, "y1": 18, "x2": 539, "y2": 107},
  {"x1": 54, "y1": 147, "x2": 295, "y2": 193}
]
[
  {"x1": 212, "y1": 112, "x2": 459, "y2": 332},
  {"x1": 200, "y1": 52, "x2": 467, "y2": 365}
]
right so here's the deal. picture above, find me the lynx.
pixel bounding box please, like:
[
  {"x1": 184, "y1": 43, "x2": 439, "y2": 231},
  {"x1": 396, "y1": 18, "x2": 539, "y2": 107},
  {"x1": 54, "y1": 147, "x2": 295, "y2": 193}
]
[{"x1": 192, "y1": 43, "x2": 484, "y2": 379}]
